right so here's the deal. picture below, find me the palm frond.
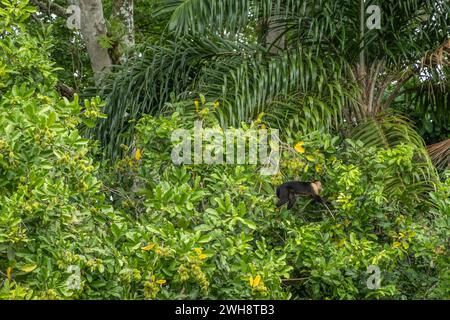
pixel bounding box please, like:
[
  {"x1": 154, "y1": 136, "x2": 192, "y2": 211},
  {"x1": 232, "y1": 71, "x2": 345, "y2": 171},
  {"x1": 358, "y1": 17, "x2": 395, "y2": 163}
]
[
  {"x1": 352, "y1": 113, "x2": 438, "y2": 181},
  {"x1": 197, "y1": 48, "x2": 356, "y2": 129},
  {"x1": 153, "y1": 0, "x2": 302, "y2": 35},
  {"x1": 90, "y1": 35, "x2": 258, "y2": 159},
  {"x1": 427, "y1": 138, "x2": 450, "y2": 171},
  {"x1": 353, "y1": 114, "x2": 427, "y2": 150},
  {"x1": 351, "y1": 113, "x2": 439, "y2": 201},
  {"x1": 90, "y1": 0, "x2": 450, "y2": 163}
]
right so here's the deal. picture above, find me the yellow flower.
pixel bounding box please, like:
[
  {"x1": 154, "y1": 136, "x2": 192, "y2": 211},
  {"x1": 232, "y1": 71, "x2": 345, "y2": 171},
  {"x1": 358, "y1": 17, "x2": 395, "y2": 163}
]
[
  {"x1": 315, "y1": 163, "x2": 322, "y2": 173},
  {"x1": 249, "y1": 275, "x2": 261, "y2": 288},
  {"x1": 213, "y1": 101, "x2": 220, "y2": 108},
  {"x1": 156, "y1": 279, "x2": 166, "y2": 285},
  {"x1": 193, "y1": 248, "x2": 202, "y2": 254},
  {"x1": 198, "y1": 254, "x2": 207, "y2": 260},
  {"x1": 134, "y1": 148, "x2": 142, "y2": 161},
  {"x1": 194, "y1": 100, "x2": 200, "y2": 112},
  {"x1": 294, "y1": 141, "x2": 305, "y2": 153},
  {"x1": 141, "y1": 243, "x2": 156, "y2": 251},
  {"x1": 253, "y1": 275, "x2": 261, "y2": 287}
]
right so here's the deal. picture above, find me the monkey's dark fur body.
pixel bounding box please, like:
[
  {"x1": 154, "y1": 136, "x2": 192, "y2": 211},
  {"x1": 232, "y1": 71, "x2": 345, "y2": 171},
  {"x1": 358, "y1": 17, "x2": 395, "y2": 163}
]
[{"x1": 276, "y1": 180, "x2": 325, "y2": 209}]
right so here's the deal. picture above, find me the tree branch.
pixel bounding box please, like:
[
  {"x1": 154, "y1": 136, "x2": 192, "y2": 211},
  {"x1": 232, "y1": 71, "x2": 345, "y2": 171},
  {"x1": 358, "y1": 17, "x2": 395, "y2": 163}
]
[
  {"x1": 381, "y1": 71, "x2": 415, "y2": 110},
  {"x1": 29, "y1": 0, "x2": 67, "y2": 17},
  {"x1": 381, "y1": 38, "x2": 450, "y2": 110}
]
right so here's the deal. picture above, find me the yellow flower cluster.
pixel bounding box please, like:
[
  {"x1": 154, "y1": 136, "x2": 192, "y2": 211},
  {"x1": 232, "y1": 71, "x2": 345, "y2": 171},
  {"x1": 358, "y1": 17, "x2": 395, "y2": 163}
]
[
  {"x1": 249, "y1": 275, "x2": 261, "y2": 288},
  {"x1": 193, "y1": 247, "x2": 207, "y2": 260},
  {"x1": 194, "y1": 99, "x2": 200, "y2": 112},
  {"x1": 294, "y1": 141, "x2": 305, "y2": 153},
  {"x1": 248, "y1": 274, "x2": 268, "y2": 295},
  {"x1": 134, "y1": 148, "x2": 142, "y2": 161},
  {"x1": 141, "y1": 243, "x2": 156, "y2": 251}
]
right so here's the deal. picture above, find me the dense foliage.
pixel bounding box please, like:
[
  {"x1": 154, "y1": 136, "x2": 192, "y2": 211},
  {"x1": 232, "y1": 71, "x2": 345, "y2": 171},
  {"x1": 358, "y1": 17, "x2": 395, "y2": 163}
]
[
  {"x1": 0, "y1": 0, "x2": 448, "y2": 300},
  {"x1": 100, "y1": 111, "x2": 449, "y2": 299},
  {"x1": 93, "y1": 0, "x2": 450, "y2": 160}
]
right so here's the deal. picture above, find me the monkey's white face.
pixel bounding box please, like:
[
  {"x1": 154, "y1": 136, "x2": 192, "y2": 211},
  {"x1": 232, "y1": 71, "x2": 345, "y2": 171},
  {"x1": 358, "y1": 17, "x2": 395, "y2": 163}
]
[{"x1": 312, "y1": 181, "x2": 322, "y2": 193}]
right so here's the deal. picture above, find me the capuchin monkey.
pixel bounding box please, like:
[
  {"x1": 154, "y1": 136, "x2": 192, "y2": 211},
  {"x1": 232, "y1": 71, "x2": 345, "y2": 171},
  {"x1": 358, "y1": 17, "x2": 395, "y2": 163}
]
[{"x1": 276, "y1": 180, "x2": 325, "y2": 209}]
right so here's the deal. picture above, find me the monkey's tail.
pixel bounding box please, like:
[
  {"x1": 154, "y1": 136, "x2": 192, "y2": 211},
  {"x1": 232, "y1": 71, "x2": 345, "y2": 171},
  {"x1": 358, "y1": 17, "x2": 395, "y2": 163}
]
[{"x1": 322, "y1": 202, "x2": 336, "y2": 220}]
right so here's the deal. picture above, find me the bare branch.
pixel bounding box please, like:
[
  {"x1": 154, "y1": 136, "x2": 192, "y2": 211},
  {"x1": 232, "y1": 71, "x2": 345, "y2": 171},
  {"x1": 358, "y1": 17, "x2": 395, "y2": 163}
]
[{"x1": 29, "y1": 0, "x2": 67, "y2": 17}]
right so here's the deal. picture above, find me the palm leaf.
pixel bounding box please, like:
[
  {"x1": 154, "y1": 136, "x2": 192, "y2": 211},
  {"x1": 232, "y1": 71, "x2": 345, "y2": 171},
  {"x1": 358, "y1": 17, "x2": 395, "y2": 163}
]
[{"x1": 427, "y1": 138, "x2": 450, "y2": 171}]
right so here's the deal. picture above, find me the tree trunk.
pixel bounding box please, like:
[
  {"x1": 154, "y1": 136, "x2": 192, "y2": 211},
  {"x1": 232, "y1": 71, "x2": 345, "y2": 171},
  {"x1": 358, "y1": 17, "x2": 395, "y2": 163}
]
[
  {"x1": 265, "y1": 16, "x2": 286, "y2": 54},
  {"x1": 78, "y1": 0, "x2": 112, "y2": 82},
  {"x1": 112, "y1": 0, "x2": 135, "y2": 48}
]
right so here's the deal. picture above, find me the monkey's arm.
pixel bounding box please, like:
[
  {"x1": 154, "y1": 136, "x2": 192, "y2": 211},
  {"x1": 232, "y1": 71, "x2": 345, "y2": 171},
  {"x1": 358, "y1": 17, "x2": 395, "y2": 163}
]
[
  {"x1": 287, "y1": 191, "x2": 297, "y2": 209},
  {"x1": 312, "y1": 193, "x2": 326, "y2": 204},
  {"x1": 276, "y1": 187, "x2": 290, "y2": 208}
]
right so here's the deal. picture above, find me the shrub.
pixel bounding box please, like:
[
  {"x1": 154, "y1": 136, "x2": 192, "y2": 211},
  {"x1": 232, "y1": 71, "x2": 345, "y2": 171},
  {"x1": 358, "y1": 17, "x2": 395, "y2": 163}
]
[{"x1": 102, "y1": 110, "x2": 449, "y2": 299}]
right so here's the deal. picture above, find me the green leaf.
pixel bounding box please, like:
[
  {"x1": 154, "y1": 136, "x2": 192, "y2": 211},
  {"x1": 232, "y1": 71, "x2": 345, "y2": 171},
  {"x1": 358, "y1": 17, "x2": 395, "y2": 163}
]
[
  {"x1": 198, "y1": 234, "x2": 213, "y2": 243},
  {"x1": 20, "y1": 264, "x2": 37, "y2": 273}
]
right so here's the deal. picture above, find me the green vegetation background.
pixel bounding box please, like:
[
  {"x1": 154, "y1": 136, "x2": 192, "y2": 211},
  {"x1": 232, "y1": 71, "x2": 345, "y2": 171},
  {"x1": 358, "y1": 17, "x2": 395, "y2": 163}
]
[{"x1": 0, "y1": 1, "x2": 449, "y2": 299}]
